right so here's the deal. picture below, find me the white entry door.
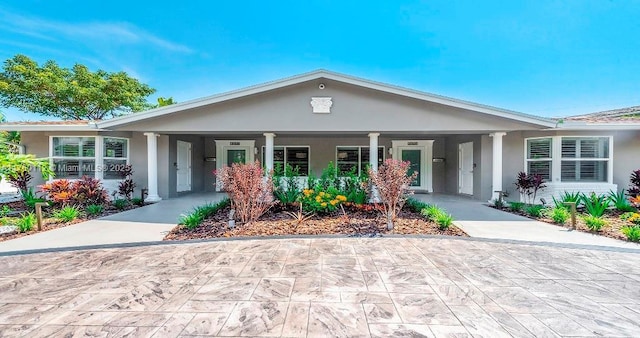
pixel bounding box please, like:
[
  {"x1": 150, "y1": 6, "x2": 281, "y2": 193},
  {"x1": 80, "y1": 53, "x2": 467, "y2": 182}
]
[
  {"x1": 176, "y1": 141, "x2": 192, "y2": 192},
  {"x1": 391, "y1": 140, "x2": 433, "y2": 192},
  {"x1": 458, "y1": 141, "x2": 474, "y2": 195}
]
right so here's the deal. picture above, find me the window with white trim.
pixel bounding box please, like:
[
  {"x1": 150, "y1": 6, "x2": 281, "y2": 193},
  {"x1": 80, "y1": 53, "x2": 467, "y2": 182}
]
[
  {"x1": 525, "y1": 136, "x2": 611, "y2": 183},
  {"x1": 336, "y1": 146, "x2": 384, "y2": 175},
  {"x1": 560, "y1": 137, "x2": 609, "y2": 182},
  {"x1": 103, "y1": 137, "x2": 129, "y2": 179},
  {"x1": 526, "y1": 138, "x2": 552, "y2": 180},
  {"x1": 261, "y1": 146, "x2": 310, "y2": 176},
  {"x1": 52, "y1": 137, "x2": 96, "y2": 178}
]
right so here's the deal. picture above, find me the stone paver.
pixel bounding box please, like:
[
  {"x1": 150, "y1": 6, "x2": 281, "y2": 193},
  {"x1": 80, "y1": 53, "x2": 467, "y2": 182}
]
[{"x1": 1, "y1": 237, "x2": 640, "y2": 337}]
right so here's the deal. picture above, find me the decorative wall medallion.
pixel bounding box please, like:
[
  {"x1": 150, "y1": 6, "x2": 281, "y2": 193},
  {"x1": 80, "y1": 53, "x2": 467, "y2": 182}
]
[{"x1": 310, "y1": 97, "x2": 332, "y2": 114}]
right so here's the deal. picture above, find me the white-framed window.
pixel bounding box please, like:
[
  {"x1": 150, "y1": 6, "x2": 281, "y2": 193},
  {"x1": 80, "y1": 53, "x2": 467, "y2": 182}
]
[
  {"x1": 525, "y1": 136, "x2": 612, "y2": 183},
  {"x1": 261, "y1": 146, "x2": 310, "y2": 176},
  {"x1": 336, "y1": 146, "x2": 384, "y2": 175},
  {"x1": 50, "y1": 136, "x2": 129, "y2": 180}
]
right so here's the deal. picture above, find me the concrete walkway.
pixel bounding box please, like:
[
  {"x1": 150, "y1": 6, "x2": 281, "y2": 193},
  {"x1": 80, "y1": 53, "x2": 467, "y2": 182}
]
[
  {"x1": 1, "y1": 237, "x2": 640, "y2": 337},
  {"x1": 0, "y1": 193, "x2": 226, "y2": 253},
  {"x1": 412, "y1": 194, "x2": 640, "y2": 250}
]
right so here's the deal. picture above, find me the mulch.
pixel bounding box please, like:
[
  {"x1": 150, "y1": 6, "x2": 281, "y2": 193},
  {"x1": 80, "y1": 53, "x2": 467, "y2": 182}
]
[{"x1": 164, "y1": 204, "x2": 468, "y2": 241}]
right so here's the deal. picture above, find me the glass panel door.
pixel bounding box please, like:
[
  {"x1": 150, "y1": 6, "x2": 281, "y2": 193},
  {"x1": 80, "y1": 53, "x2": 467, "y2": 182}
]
[
  {"x1": 401, "y1": 148, "x2": 422, "y2": 187},
  {"x1": 227, "y1": 149, "x2": 247, "y2": 166}
]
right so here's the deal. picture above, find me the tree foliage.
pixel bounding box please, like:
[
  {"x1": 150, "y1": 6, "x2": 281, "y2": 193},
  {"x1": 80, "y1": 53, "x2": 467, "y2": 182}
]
[
  {"x1": 0, "y1": 54, "x2": 156, "y2": 120},
  {"x1": 0, "y1": 112, "x2": 20, "y2": 154},
  {"x1": 0, "y1": 153, "x2": 53, "y2": 181},
  {"x1": 156, "y1": 96, "x2": 176, "y2": 107}
]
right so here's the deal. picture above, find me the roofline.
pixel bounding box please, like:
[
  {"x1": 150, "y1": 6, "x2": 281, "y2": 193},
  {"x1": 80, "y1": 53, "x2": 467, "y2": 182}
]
[
  {"x1": 0, "y1": 124, "x2": 102, "y2": 132},
  {"x1": 551, "y1": 123, "x2": 640, "y2": 130},
  {"x1": 98, "y1": 69, "x2": 558, "y2": 129}
]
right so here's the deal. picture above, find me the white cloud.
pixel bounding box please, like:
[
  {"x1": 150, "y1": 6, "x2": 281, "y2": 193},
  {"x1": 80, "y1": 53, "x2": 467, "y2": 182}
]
[{"x1": 0, "y1": 9, "x2": 193, "y2": 53}]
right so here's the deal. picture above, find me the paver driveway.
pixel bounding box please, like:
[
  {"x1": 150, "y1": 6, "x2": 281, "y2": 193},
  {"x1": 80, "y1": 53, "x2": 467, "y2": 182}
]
[{"x1": 1, "y1": 237, "x2": 639, "y2": 337}]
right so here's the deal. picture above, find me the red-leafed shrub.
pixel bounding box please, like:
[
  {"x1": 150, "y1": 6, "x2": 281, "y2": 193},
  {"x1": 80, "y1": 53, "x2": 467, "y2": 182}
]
[
  {"x1": 116, "y1": 165, "x2": 136, "y2": 200},
  {"x1": 40, "y1": 176, "x2": 109, "y2": 207},
  {"x1": 215, "y1": 161, "x2": 274, "y2": 224},
  {"x1": 629, "y1": 169, "x2": 640, "y2": 198},
  {"x1": 368, "y1": 159, "x2": 418, "y2": 229}
]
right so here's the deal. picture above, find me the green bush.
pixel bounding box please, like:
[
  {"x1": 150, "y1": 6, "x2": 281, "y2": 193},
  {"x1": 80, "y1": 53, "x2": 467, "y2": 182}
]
[
  {"x1": 131, "y1": 197, "x2": 144, "y2": 206},
  {"x1": 607, "y1": 190, "x2": 635, "y2": 212},
  {"x1": 435, "y1": 212, "x2": 453, "y2": 230},
  {"x1": 53, "y1": 206, "x2": 81, "y2": 222},
  {"x1": 622, "y1": 226, "x2": 640, "y2": 242},
  {"x1": 421, "y1": 205, "x2": 444, "y2": 220},
  {"x1": 544, "y1": 206, "x2": 570, "y2": 224},
  {"x1": 581, "y1": 193, "x2": 609, "y2": 217},
  {"x1": 508, "y1": 201, "x2": 525, "y2": 212},
  {"x1": 583, "y1": 215, "x2": 606, "y2": 231},
  {"x1": 525, "y1": 205, "x2": 545, "y2": 218},
  {"x1": 552, "y1": 191, "x2": 582, "y2": 208},
  {"x1": 272, "y1": 163, "x2": 302, "y2": 205},
  {"x1": 21, "y1": 188, "x2": 46, "y2": 211},
  {"x1": 16, "y1": 212, "x2": 36, "y2": 233},
  {"x1": 85, "y1": 204, "x2": 104, "y2": 216},
  {"x1": 341, "y1": 167, "x2": 368, "y2": 205},
  {"x1": 405, "y1": 198, "x2": 431, "y2": 213},
  {"x1": 620, "y1": 212, "x2": 636, "y2": 221},
  {"x1": 0, "y1": 205, "x2": 11, "y2": 217},
  {"x1": 179, "y1": 199, "x2": 230, "y2": 230},
  {"x1": 113, "y1": 199, "x2": 129, "y2": 210}
]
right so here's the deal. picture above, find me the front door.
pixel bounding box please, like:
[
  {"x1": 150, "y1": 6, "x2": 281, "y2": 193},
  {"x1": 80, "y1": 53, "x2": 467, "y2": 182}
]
[
  {"x1": 400, "y1": 148, "x2": 422, "y2": 187},
  {"x1": 226, "y1": 148, "x2": 248, "y2": 166},
  {"x1": 176, "y1": 140, "x2": 192, "y2": 192},
  {"x1": 392, "y1": 140, "x2": 433, "y2": 191},
  {"x1": 458, "y1": 142, "x2": 474, "y2": 195}
]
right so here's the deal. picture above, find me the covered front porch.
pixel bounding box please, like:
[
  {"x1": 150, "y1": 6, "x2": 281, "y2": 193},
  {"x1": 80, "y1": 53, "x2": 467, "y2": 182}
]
[{"x1": 140, "y1": 131, "x2": 509, "y2": 202}]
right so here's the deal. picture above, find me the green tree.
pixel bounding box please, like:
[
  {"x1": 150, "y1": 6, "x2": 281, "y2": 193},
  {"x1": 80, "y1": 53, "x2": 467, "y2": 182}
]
[
  {"x1": 156, "y1": 96, "x2": 176, "y2": 107},
  {"x1": 0, "y1": 112, "x2": 20, "y2": 154},
  {"x1": 0, "y1": 54, "x2": 156, "y2": 120},
  {"x1": 0, "y1": 153, "x2": 53, "y2": 181}
]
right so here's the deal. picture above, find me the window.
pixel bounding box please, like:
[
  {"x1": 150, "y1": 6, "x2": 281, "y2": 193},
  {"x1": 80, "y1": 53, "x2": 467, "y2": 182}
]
[
  {"x1": 336, "y1": 146, "x2": 384, "y2": 175},
  {"x1": 51, "y1": 136, "x2": 129, "y2": 180},
  {"x1": 262, "y1": 146, "x2": 310, "y2": 176},
  {"x1": 52, "y1": 137, "x2": 96, "y2": 178},
  {"x1": 561, "y1": 137, "x2": 609, "y2": 182},
  {"x1": 526, "y1": 138, "x2": 552, "y2": 180},
  {"x1": 525, "y1": 136, "x2": 611, "y2": 183},
  {"x1": 103, "y1": 138, "x2": 129, "y2": 179}
]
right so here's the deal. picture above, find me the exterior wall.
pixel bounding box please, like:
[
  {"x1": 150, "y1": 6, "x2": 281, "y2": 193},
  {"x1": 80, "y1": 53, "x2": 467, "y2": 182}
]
[
  {"x1": 113, "y1": 79, "x2": 544, "y2": 133},
  {"x1": 166, "y1": 135, "x2": 206, "y2": 198},
  {"x1": 501, "y1": 129, "x2": 640, "y2": 203},
  {"x1": 443, "y1": 134, "x2": 485, "y2": 200}
]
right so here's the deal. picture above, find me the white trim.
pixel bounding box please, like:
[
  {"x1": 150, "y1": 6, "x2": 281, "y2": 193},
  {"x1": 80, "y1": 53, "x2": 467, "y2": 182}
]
[
  {"x1": 334, "y1": 145, "x2": 385, "y2": 176},
  {"x1": 101, "y1": 136, "x2": 130, "y2": 181},
  {"x1": 176, "y1": 140, "x2": 192, "y2": 192},
  {"x1": 458, "y1": 141, "x2": 474, "y2": 195},
  {"x1": 97, "y1": 70, "x2": 556, "y2": 129},
  {"x1": 49, "y1": 135, "x2": 98, "y2": 180},
  {"x1": 0, "y1": 124, "x2": 103, "y2": 132},
  {"x1": 260, "y1": 145, "x2": 311, "y2": 176},
  {"x1": 391, "y1": 140, "x2": 434, "y2": 191},
  {"x1": 215, "y1": 140, "x2": 256, "y2": 191}
]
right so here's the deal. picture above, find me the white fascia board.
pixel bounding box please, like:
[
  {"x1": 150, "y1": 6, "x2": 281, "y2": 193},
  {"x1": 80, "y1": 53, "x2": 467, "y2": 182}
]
[
  {"x1": 0, "y1": 125, "x2": 102, "y2": 131},
  {"x1": 549, "y1": 123, "x2": 640, "y2": 131},
  {"x1": 97, "y1": 70, "x2": 557, "y2": 129}
]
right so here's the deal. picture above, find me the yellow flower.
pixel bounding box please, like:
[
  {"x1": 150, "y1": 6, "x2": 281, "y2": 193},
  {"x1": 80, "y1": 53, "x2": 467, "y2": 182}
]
[
  {"x1": 337, "y1": 195, "x2": 347, "y2": 202},
  {"x1": 318, "y1": 192, "x2": 325, "y2": 197},
  {"x1": 330, "y1": 200, "x2": 337, "y2": 206},
  {"x1": 321, "y1": 202, "x2": 327, "y2": 207}
]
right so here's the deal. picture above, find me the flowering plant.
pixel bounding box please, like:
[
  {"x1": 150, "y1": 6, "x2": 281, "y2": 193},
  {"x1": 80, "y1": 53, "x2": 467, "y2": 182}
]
[{"x1": 301, "y1": 188, "x2": 347, "y2": 213}]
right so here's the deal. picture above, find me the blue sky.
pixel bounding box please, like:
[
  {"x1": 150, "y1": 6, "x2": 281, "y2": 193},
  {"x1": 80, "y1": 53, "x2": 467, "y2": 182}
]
[{"x1": 1, "y1": 0, "x2": 639, "y2": 121}]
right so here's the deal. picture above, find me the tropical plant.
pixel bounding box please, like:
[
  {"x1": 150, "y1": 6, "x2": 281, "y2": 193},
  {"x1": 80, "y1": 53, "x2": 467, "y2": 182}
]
[
  {"x1": 544, "y1": 206, "x2": 570, "y2": 224},
  {"x1": 581, "y1": 193, "x2": 609, "y2": 217},
  {"x1": 0, "y1": 205, "x2": 11, "y2": 217},
  {"x1": 85, "y1": 204, "x2": 104, "y2": 216},
  {"x1": 284, "y1": 203, "x2": 315, "y2": 228},
  {"x1": 272, "y1": 163, "x2": 302, "y2": 205},
  {"x1": 627, "y1": 213, "x2": 640, "y2": 225},
  {"x1": 16, "y1": 212, "x2": 36, "y2": 233},
  {"x1": 525, "y1": 204, "x2": 545, "y2": 218},
  {"x1": 622, "y1": 226, "x2": 640, "y2": 242},
  {"x1": 583, "y1": 215, "x2": 606, "y2": 231},
  {"x1": 180, "y1": 212, "x2": 204, "y2": 230},
  {"x1": 508, "y1": 201, "x2": 525, "y2": 212},
  {"x1": 405, "y1": 198, "x2": 431, "y2": 213},
  {"x1": 216, "y1": 161, "x2": 274, "y2": 224},
  {"x1": 631, "y1": 195, "x2": 640, "y2": 208},
  {"x1": 113, "y1": 199, "x2": 129, "y2": 210},
  {"x1": 368, "y1": 159, "x2": 419, "y2": 229},
  {"x1": 0, "y1": 54, "x2": 155, "y2": 120},
  {"x1": 0, "y1": 153, "x2": 53, "y2": 183},
  {"x1": 317, "y1": 161, "x2": 341, "y2": 192},
  {"x1": 53, "y1": 206, "x2": 81, "y2": 222},
  {"x1": 179, "y1": 199, "x2": 230, "y2": 229},
  {"x1": 116, "y1": 165, "x2": 136, "y2": 201},
  {"x1": 629, "y1": 169, "x2": 640, "y2": 197},
  {"x1": 607, "y1": 190, "x2": 635, "y2": 212},
  {"x1": 131, "y1": 197, "x2": 144, "y2": 206},
  {"x1": 300, "y1": 188, "x2": 347, "y2": 213},
  {"x1": 620, "y1": 212, "x2": 637, "y2": 221},
  {"x1": 435, "y1": 212, "x2": 453, "y2": 230},
  {"x1": 514, "y1": 172, "x2": 546, "y2": 205},
  {"x1": 5, "y1": 168, "x2": 31, "y2": 193},
  {"x1": 73, "y1": 176, "x2": 109, "y2": 206},
  {"x1": 21, "y1": 187, "x2": 46, "y2": 211},
  {"x1": 552, "y1": 191, "x2": 582, "y2": 208}
]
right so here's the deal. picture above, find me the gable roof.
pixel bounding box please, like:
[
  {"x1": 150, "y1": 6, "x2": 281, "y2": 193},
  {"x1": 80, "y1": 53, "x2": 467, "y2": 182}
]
[
  {"x1": 564, "y1": 105, "x2": 640, "y2": 123},
  {"x1": 97, "y1": 69, "x2": 557, "y2": 129}
]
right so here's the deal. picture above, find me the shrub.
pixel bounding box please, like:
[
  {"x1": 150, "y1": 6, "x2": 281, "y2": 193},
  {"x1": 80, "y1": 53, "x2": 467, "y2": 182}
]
[
  {"x1": 113, "y1": 199, "x2": 129, "y2": 210},
  {"x1": 6, "y1": 168, "x2": 31, "y2": 193},
  {"x1": 300, "y1": 188, "x2": 347, "y2": 213},
  {"x1": 525, "y1": 204, "x2": 545, "y2": 218},
  {"x1": 435, "y1": 212, "x2": 453, "y2": 230},
  {"x1": 405, "y1": 198, "x2": 431, "y2": 213},
  {"x1": 21, "y1": 187, "x2": 46, "y2": 211},
  {"x1": 0, "y1": 205, "x2": 11, "y2": 218},
  {"x1": 73, "y1": 176, "x2": 109, "y2": 206},
  {"x1": 216, "y1": 161, "x2": 274, "y2": 224},
  {"x1": 180, "y1": 212, "x2": 204, "y2": 230},
  {"x1": 421, "y1": 205, "x2": 444, "y2": 220},
  {"x1": 53, "y1": 206, "x2": 81, "y2": 222},
  {"x1": 86, "y1": 204, "x2": 104, "y2": 216},
  {"x1": 607, "y1": 190, "x2": 635, "y2": 212},
  {"x1": 317, "y1": 161, "x2": 341, "y2": 192},
  {"x1": 40, "y1": 179, "x2": 74, "y2": 207},
  {"x1": 131, "y1": 197, "x2": 144, "y2": 206},
  {"x1": 508, "y1": 201, "x2": 525, "y2": 212},
  {"x1": 179, "y1": 199, "x2": 230, "y2": 229},
  {"x1": 368, "y1": 159, "x2": 418, "y2": 229},
  {"x1": 544, "y1": 206, "x2": 570, "y2": 224},
  {"x1": 622, "y1": 226, "x2": 640, "y2": 242},
  {"x1": 581, "y1": 193, "x2": 609, "y2": 217},
  {"x1": 117, "y1": 165, "x2": 136, "y2": 200},
  {"x1": 272, "y1": 163, "x2": 302, "y2": 205},
  {"x1": 552, "y1": 191, "x2": 582, "y2": 208},
  {"x1": 514, "y1": 172, "x2": 546, "y2": 205},
  {"x1": 629, "y1": 169, "x2": 640, "y2": 197},
  {"x1": 583, "y1": 215, "x2": 606, "y2": 231},
  {"x1": 16, "y1": 212, "x2": 36, "y2": 233},
  {"x1": 620, "y1": 212, "x2": 637, "y2": 221},
  {"x1": 342, "y1": 167, "x2": 369, "y2": 205},
  {"x1": 627, "y1": 213, "x2": 640, "y2": 225}
]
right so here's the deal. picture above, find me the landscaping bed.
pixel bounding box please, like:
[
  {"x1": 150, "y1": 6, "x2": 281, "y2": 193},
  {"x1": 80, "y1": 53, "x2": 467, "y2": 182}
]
[{"x1": 164, "y1": 203, "x2": 467, "y2": 240}]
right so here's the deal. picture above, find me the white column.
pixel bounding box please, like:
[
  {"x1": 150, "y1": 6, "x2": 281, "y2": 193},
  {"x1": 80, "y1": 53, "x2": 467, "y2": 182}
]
[
  {"x1": 368, "y1": 133, "x2": 380, "y2": 172},
  {"x1": 144, "y1": 132, "x2": 162, "y2": 202},
  {"x1": 263, "y1": 133, "x2": 276, "y2": 173},
  {"x1": 489, "y1": 132, "x2": 507, "y2": 202}
]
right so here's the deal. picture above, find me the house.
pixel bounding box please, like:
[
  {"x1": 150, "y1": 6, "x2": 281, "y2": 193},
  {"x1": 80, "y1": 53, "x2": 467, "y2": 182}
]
[{"x1": 1, "y1": 70, "x2": 639, "y2": 203}]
